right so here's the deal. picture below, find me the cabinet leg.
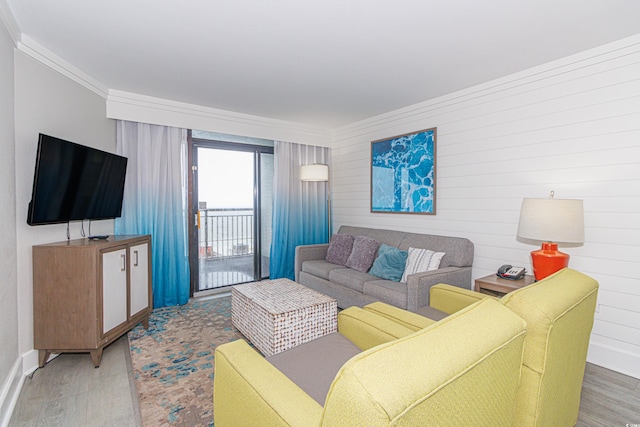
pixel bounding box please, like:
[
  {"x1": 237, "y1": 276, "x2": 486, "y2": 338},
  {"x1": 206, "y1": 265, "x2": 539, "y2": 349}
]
[
  {"x1": 38, "y1": 350, "x2": 50, "y2": 367},
  {"x1": 89, "y1": 349, "x2": 103, "y2": 368},
  {"x1": 142, "y1": 315, "x2": 150, "y2": 329}
]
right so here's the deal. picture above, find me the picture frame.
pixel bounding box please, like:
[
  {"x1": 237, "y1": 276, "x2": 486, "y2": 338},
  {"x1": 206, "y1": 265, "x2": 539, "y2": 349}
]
[{"x1": 370, "y1": 127, "x2": 437, "y2": 214}]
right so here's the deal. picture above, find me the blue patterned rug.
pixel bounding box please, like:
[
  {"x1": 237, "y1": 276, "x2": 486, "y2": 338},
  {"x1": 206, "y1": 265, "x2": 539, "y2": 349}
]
[{"x1": 128, "y1": 295, "x2": 243, "y2": 426}]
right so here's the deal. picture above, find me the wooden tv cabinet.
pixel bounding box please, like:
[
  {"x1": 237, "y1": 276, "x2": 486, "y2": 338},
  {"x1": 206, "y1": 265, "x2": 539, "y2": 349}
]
[{"x1": 32, "y1": 235, "x2": 152, "y2": 367}]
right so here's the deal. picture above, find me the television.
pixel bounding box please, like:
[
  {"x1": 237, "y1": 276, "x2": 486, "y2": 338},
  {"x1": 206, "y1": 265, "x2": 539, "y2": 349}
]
[{"x1": 27, "y1": 133, "x2": 128, "y2": 226}]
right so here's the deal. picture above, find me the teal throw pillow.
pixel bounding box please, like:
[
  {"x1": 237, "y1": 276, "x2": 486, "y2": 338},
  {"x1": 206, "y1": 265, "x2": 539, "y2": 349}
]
[{"x1": 369, "y1": 244, "x2": 408, "y2": 282}]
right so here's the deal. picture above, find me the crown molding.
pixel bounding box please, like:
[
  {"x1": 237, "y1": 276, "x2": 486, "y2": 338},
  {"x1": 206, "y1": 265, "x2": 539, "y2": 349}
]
[
  {"x1": 17, "y1": 34, "x2": 108, "y2": 98},
  {"x1": 0, "y1": 1, "x2": 108, "y2": 98}
]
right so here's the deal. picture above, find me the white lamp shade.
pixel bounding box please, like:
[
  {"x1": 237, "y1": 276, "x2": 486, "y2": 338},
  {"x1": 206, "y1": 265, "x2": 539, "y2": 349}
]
[
  {"x1": 517, "y1": 198, "x2": 584, "y2": 243},
  {"x1": 300, "y1": 164, "x2": 329, "y2": 182}
]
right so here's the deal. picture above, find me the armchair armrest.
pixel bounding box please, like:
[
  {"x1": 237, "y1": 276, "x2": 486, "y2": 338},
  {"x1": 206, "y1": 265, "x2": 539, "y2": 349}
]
[
  {"x1": 360, "y1": 285, "x2": 493, "y2": 332},
  {"x1": 214, "y1": 339, "x2": 322, "y2": 427},
  {"x1": 430, "y1": 284, "x2": 496, "y2": 315},
  {"x1": 405, "y1": 266, "x2": 472, "y2": 311},
  {"x1": 294, "y1": 244, "x2": 329, "y2": 282},
  {"x1": 338, "y1": 306, "x2": 417, "y2": 350},
  {"x1": 362, "y1": 301, "x2": 435, "y2": 332}
]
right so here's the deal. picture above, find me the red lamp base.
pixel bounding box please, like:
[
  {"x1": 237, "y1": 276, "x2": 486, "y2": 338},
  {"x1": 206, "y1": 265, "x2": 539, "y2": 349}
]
[{"x1": 531, "y1": 242, "x2": 570, "y2": 281}]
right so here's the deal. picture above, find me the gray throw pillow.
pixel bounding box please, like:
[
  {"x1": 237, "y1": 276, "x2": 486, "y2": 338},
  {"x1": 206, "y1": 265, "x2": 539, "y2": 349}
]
[
  {"x1": 346, "y1": 236, "x2": 380, "y2": 272},
  {"x1": 325, "y1": 234, "x2": 355, "y2": 266}
]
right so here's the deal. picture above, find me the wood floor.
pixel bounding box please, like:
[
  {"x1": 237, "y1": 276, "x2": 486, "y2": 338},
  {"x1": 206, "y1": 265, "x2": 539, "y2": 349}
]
[
  {"x1": 8, "y1": 335, "x2": 640, "y2": 426},
  {"x1": 9, "y1": 336, "x2": 141, "y2": 426}
]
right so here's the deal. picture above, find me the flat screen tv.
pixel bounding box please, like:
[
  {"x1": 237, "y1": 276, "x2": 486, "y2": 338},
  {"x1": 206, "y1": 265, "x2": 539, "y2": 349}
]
[{"x1": 27, "y1": 133, "x2": 128, "y2": 225}]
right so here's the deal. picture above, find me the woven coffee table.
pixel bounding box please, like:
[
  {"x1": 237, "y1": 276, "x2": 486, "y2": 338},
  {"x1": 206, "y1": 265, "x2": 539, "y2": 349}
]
[{"x1": 231, "y1": 278, "x2": 337, "y2": 357}]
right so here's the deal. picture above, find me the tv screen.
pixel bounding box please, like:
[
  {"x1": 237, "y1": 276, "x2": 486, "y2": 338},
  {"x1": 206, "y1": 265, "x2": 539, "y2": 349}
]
[{"x1": 27, "y1": 134, "x2": 128, "y2": 225}]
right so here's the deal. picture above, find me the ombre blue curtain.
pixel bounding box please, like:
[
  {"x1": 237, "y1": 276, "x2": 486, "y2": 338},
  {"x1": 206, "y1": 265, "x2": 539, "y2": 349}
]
[
  {"x1": 115, "y1": 120, "x2": 190, "y2": 308},
  {"x1": 270, "y1": 140, "x2": 330, "y2": 280}
]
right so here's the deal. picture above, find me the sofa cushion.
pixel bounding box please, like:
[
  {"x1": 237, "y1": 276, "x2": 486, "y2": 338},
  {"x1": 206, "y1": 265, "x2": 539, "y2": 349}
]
[
  {"x1": 325, "y1": 234, "x2": 355, "y2": 266},
  {"x1": 346, "y1": 236, "x2": 380, "y2": 272},
  {"x1": 369, "y1": 244, "x2": 408, "y2": 282},
  {"x1": 302, "y1": 260, "x2": 347, "y2": 281},
  {"x1": 329, "y1": 268, "x2": 376, "y2": 293},
  {"x1": 266, "y1": 332, "x2": 361, "y2": 405},
  {"x1": 363, "y1": 279, "x2": 408, "y2": 308},
  {"x1": 401, "y1": 247, "x2": 445, "y2": 283}
]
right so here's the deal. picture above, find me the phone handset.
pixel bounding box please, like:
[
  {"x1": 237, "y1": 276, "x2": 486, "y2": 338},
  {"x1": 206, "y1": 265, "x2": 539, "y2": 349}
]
[{"x1": 496, "y1": 264, "x2": 526, "y2": 280}]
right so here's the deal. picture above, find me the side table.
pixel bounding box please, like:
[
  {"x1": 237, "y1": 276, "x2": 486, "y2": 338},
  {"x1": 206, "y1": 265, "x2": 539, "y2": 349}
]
[{"x1": 474, "y1": 274, "x2": 535, "y2": 297}]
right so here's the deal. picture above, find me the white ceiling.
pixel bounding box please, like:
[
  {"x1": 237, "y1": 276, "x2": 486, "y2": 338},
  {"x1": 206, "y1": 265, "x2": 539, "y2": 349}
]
[{"x1": 6, "y1": 0, "x2": 640, "y2": 129}]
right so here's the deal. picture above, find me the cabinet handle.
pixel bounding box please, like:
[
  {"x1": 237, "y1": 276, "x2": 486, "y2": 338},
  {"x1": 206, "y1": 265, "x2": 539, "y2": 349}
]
[
  {"x1": 134, "y1": 250, "x2": 139, "y2": 267},
  {"x1": 121, "y1": 254, "x2": 126, "y2": 272}
]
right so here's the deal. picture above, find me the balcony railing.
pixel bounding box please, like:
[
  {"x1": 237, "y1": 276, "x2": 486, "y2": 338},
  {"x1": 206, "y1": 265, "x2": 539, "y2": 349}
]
[{"x1": 199, "y1": 208, "x2": 254, "y2": 260}]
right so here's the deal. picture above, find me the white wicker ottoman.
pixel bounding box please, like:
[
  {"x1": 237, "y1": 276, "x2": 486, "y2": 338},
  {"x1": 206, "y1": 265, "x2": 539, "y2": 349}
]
[{"x1": 231, "y1": 278, "x2": 338, "y2": 357}]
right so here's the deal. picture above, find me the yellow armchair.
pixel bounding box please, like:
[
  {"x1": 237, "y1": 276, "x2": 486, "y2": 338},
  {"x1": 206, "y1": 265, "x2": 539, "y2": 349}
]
[
  {"x1": 214, "y1": 298, "x2": 527, "y2": 426},
  {"x1": 361, "y1": 268, "x2": 599, "y2": 427}
]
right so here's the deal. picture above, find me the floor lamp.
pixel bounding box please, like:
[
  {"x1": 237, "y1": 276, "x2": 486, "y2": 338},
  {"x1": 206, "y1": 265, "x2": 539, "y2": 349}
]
[{"x1": 300, "y1": 164, "x2": 330, "y2": 242}]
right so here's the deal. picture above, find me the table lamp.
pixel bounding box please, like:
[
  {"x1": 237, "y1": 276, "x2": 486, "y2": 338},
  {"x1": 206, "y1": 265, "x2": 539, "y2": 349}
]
[
  {"x1": 300, "y1": 164, "x2": 330, "y2": 241},
  {"x1": 516, "y1": 191, "x2": 584, "y2": 280}
]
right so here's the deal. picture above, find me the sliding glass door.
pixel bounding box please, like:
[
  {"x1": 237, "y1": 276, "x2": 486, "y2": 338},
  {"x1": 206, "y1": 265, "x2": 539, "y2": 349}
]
[{"x1": 188, "y1": 136, "x2": 273, "y2": 293}]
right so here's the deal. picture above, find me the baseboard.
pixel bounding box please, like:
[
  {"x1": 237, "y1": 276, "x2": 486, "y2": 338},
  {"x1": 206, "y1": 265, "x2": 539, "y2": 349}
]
[
  {"x1": 0, "y1": 358, "x2": 24, "y2": 427},
  {"x1": 587, "y1": 341, "x2": 640, "y2": 379}
]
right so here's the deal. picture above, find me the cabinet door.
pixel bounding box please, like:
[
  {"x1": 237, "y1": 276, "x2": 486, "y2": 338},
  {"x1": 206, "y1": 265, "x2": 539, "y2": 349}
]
[
  {"x1": 102, "y1": 248, "x2": 128, "y2": 333},
  {"x1": 130, "y1": 242, "x2": 150, "y2": 316}
]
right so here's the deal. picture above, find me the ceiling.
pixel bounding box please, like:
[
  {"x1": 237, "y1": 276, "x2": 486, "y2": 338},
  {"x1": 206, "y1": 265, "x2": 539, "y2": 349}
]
[{"x1": 6, "y1": 0, "x2": 640, "y2": 129}]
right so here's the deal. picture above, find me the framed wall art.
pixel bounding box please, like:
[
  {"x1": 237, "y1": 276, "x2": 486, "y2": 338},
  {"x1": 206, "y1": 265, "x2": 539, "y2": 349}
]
[{"x1": 370, "y1": 127, "x2": 436, "y2": 214}]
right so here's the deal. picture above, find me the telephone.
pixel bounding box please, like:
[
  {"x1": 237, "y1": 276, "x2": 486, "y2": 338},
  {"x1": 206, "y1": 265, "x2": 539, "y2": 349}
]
[{"x1": 496, "y1": 265, "x2": 526, "y2": 280}]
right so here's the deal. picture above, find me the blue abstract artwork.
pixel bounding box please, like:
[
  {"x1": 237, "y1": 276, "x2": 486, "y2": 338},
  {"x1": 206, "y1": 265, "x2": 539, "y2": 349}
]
[{"x1": 371, "y1": 128, "x2": 436, "y2": 214}]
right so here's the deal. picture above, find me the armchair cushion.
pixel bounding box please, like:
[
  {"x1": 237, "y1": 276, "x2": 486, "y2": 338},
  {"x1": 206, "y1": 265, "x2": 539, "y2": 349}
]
[{"x1": 266, "y1": 332, "x2": 360, "y2": 405}]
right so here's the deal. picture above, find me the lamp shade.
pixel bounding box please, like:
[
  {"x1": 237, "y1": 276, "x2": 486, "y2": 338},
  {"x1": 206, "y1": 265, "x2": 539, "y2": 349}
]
[
  {"x1": 300, "y1": 164, "x2": 329, "y2": 182},
  {"x1": 517, "y1": 198, "x2": 584, "y2": 243}
]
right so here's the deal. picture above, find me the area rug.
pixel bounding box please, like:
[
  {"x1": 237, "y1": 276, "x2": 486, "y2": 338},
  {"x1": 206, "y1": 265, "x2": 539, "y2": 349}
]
[{"x1": 128, "y1": 295, "x2": 244, "y2": 426}]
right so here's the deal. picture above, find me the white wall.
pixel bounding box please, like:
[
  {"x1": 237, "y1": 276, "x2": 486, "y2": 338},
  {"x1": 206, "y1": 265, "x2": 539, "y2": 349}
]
[
  {"x1": 13, "y1": 51, "x2": 116, "y2": 372},
  {"x1": 331, "y1": 35, "x2": 640, "y2": 379},
  {"x1": 0, "y1": 15, "x2": 19, "y2": 427}
]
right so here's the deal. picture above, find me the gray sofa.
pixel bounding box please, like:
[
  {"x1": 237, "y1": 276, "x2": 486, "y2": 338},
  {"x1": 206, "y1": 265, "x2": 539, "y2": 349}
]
[{"x1": 294, "y1": 225, "x2": 474, "y2": 311}]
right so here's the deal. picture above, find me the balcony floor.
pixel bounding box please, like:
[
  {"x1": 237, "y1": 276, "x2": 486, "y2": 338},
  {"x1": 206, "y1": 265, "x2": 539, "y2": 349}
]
[{"x1": 198, "y1": 255, "x2": 269, "y2": 291}]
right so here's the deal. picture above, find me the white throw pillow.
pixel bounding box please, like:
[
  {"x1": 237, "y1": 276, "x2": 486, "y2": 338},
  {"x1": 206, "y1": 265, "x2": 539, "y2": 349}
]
[{"x1": 400, "y1": 247, "x2": 446, "y2": 283}]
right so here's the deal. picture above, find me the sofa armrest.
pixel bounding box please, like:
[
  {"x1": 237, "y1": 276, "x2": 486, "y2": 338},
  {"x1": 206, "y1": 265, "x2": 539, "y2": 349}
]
[
  {"x1": 405, "y1": 266, "x2": 472, "y2": 311},
  {"x1": 214, "y1": 339, "x2": 323, "y2": 427},
  {"x1": 338, "y1": 306, "x2": 416, "y2": 351},
  {"x1": 294, "y1": 244, "x2": 329, "y2": 282},
  {"x1": 430, "y1": 284, "x2": 496, "y2": 314}
]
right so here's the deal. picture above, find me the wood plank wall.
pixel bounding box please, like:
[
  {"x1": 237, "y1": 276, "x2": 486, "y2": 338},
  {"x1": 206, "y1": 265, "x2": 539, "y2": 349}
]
[{"x1": 330, "y1": 35, "x2": 640, "y2": 378}]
